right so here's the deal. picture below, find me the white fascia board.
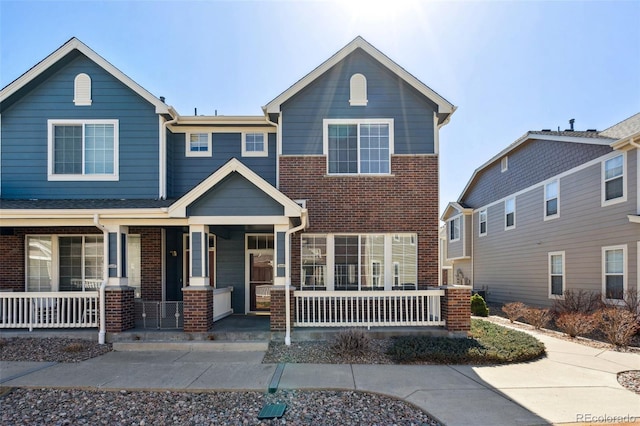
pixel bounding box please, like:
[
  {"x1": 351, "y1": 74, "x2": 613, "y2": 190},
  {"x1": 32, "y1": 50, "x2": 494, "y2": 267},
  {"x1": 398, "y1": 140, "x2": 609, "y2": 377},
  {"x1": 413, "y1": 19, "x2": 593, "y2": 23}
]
[
  {"x1": 628, "y1": 215, "x2": 640, "y2": 224},
  {"x1": 263, "y1": 36, "x2": 454, "y2": 117},
  {"x1": 168, "y1": 158, "x2": 303, "y2": 218},
  {"x1": 610, "y1": 131, "x2": 640, "y2": 151},
  {"x1": 440, "y1": 202, "x2": 472, "y2": 221},
  {"x1": 0, "y1": 208, "x2": 170, "y2": 220},
  {"x1": 172, "y1": 116, "x2": 273, "y2": 126},
  {"x1": 1, "y1": 38, "x2": 171, "y2": 115},
  {"x1": 187, "y1": 216, "x2": 292, "y2": 225}
]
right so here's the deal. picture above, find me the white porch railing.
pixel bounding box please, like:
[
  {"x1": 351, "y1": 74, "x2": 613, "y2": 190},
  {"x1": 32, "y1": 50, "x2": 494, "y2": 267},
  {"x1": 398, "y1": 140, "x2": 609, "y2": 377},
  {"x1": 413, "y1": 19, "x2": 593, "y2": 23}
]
[
  {"x1": 213, "y1": 286, "x2": 234, "y2": 321},
  {"x1": 294, "y1": 289, "x2": 445, "y2": 327},
  {"x1": 0, "y1": 291, "x2": 101, "y2": 331}
]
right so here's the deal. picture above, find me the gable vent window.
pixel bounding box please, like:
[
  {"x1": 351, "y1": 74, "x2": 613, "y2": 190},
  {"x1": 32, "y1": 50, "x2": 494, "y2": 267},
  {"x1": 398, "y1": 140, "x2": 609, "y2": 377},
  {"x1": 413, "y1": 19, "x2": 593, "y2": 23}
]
[
  {"x1": 74, "y1": 73, "x2": 92, "y2": 106},
  {"x1": 501, "y1": 156, "x2": 508, "y2": 172},
  {"x1": 349, "y1": 73, "x2": 368, "y2": 106}
]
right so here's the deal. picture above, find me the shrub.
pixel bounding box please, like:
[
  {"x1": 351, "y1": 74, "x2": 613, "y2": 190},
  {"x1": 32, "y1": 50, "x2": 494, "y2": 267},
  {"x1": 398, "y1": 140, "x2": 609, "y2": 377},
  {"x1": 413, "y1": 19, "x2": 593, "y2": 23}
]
[
  {"x1": 523, "y1": 307, "x2": 552, "y2": 330},
  {"x1": 594, "y1": 308, "x2": 639, "y2": 347},
  {"x1": 501, "y1": 302, "x2": 527, "y2": 323},
  {"x1": 387, "y1": 319, "x2": 545, "y2": 364},
  {"x1": 620, "y1": 289, "x2": 640, "y2": 321},
  {"x1": 470, "y1": 294, "x2": 489, "y2": 317},
  {"x1": 331, "y1": 328, "x2": 370, "y2": 356},
  {"x1": 552, "y1": 289, "x2": 601, "y2": 315},
  {"x1": 555, "y1": 312, "x2": 597, "y2": 338}
]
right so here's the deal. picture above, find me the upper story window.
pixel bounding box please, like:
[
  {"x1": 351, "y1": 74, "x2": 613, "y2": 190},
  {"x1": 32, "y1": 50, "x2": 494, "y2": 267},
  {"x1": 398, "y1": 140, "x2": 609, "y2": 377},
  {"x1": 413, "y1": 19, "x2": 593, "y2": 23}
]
[
  {"x1": 48, "y1": 119, "x2": 118, "y2": 181},
  {"x1": 449, "y1": 216, "x2": 460, "y2": 242},
  {"x1": 505, "y1": 197, "x2": 515, "y2": 229},
  {"x1": 602, "y1": 154, "x2": 625, "y2": 205},
  {"x1": 73, "y1": 73, "x2": 92, "y2": 106},
  {"x1": 324, "y1": 119, "x2": 394, "y2": 175},
  {"x1": 501, "y1": 156, "x2": 508, "y2": 172},
  {"x1": 349, "y1": 73, "x2": 368, "y2": 106},
  {"x1": 479, "y1": 209, "x2": 487, "y2": 236},
  {"x1": 242, "y1": 132, "x2": 268, "y2": 157},
  {"x1": 186, "y1": 132, "x2": 212, "y2": 157},
  {"x1": 545, "y1": 180, "x2": 559, "y2": 219}
]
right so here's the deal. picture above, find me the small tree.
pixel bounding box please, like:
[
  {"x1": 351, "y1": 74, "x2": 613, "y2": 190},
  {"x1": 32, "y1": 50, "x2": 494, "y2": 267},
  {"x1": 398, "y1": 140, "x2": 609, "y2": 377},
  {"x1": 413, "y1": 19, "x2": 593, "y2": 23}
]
[
  {"x1": 502, "y1": 302, "x2": 527, "y2": 323},
  {"x1": 470, "y1": 293, "x2": 489, "y2": 317},
  {"x1": 595, "y1": 308, "x2": 639, "y2": 347},
  {"x1": 523, "y1": 307, "x2": 552, "y2": 330},
  {"x1": 555, "y1": 312, "x2": 597, "y2": 338}
]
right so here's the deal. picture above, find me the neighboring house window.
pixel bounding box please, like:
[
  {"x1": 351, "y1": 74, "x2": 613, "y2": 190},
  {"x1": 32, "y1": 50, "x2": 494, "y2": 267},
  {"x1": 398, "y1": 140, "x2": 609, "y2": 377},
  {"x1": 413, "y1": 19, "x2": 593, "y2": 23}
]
[
  {"x1": 242, "y1": 132, "x2": 268, "y2": 157},
  {"x1": 73, "y1": 73, "x2": 92, "y2": 106},
  {"x1": 505, "y1": 197, "x2": 515, "y2": 229},
  {"x1": 48, "y1": 120, "x2": 118, "y2": 181},
  {"x1": 186, "y1": 132, "x2": 211, "y2": 157},
  {"x1": 301, "y1": 235, "x2": 327, "y2": 290},
  {"x1": 603, "y1": 245, "x2": 626, "y2": 300},
  {"x1": 349, "y1": 73, "x2": 368, "y2": 106},
  {"x1": 449, "y1": 217, "x2": 460, "y2": 242},
  {"x1": 501, "y1": 156, "x2": 508, "y2": 172},
  {"x1": 324, "y1": 119, "x2": 394, "y2": 174},
  {"x1": 479, "y1": 209, "x2": 487, "y2": 236},
  {"x1": 545, "y1": 180, "x2": 559, "y2": 219},
  {"x1": 602, "y1": 154, "x2": 625, "y2": 205},
  {"x1": 549, "y1": 251, "x2": 565, "y2": 298}
]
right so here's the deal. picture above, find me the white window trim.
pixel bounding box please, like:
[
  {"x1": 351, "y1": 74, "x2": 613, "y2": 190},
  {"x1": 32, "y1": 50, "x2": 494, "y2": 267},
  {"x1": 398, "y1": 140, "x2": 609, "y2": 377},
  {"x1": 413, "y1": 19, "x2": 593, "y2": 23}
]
[
  {"x1": 448, "y1": 216, "x2": 461, "y2": 242},
  {"x1": 185, "y1": 132, "x2": 212, "y2": 157},
  {"x1": 544, "y1": 179, "x2": 560, "y2": 221},
  {"x1": 505, "y1": 197, "x2": 516, "y2": 230},
  {"x1": 349, "y1": 73, "x2": 368, "y2": 106},
  {"x1": 73, "y1": 73, "x2": 92, "y2": 106},
  {"x1": 548, "y1": 251, "x2": 565, "y2": 299},
  {"x1": 501, "y1": 156, "x2": 508, "y2": 172},
  {"x1": 47, "y1": 119, "x2": 119, "y2": 181},
  {"x1": 479, "y1": 209, "x2": 487, "y2": 237},
  {"x1": 242, "y1": 132, "x2": 268, "y2": 157},
  {"x1": 602, "y1": 244, "x2": 627, "y2": 303},
  {"x1": 601, "y1": 153, "x2": 626, "y2": 207},
  {"x1": 323, "y1": 118, "x2": 395, "y2": 175}
]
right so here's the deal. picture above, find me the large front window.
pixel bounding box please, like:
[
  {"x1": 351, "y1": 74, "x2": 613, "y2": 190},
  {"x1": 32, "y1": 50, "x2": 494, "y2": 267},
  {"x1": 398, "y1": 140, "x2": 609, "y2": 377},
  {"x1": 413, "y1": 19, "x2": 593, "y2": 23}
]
[
  {"x1": 324, "y1": 119, "x2": 393, "y2": 174},
  {"x1": 48, "y1": 120, "x2": 118, "y2": 180}
]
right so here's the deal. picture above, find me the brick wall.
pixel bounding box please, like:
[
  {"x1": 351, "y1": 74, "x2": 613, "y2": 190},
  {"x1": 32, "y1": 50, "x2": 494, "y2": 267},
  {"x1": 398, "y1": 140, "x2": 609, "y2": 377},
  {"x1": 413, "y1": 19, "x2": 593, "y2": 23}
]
[
  {"x1": 442, "y1": 286, "x2": 471, "y2": 332},
  {"x1": 183, "y1": 287, "x2": 214, "y2": 332},
  {"x1": 270, "y1": 287, "x2": 296, "y2": 331},
  {"x1": 105, "y1": 287, "x2": 135, "y2": 332},
  {"x1": 280, "y1": 155, "x2": 439, "y2": 288},
  {"x1": 130, "y1": 227, "x2": 163, "y2": 301}
]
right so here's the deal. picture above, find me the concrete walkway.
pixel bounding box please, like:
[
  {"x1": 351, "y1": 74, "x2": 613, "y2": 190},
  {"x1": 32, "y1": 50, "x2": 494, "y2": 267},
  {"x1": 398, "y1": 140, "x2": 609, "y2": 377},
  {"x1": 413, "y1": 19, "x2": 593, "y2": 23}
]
[{"x1": 1, "y1": 328, "x2": 639, "y2": 425}]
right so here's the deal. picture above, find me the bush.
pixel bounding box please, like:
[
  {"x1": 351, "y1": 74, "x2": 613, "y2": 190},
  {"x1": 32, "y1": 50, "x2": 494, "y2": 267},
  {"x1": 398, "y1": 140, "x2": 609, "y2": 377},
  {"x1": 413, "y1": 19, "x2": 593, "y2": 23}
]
[
  {"x1": 523, "y1": 307, "x2": 553, "y2": 329},
  {"x1": 555, "y1": 312, "x2": 597, "y2": 338},
  {"x1": 331, "y1": 328, "x2": 370, "y2": 356},
  {"x1": 502, "y1": 302, "x2": 527, "y2": 323},
  {"x1": 387, "y1": 319, "x2": 545, "y2": 364},
  {"x1": 470, "y1": 293, "x2": 489, "y2": 317},
  {"x1": 552, "y1": 289, "x2": 602, "y2": 315},
  {"x1": 594, "y1": 308, "x2": 639, "y2": 347}
]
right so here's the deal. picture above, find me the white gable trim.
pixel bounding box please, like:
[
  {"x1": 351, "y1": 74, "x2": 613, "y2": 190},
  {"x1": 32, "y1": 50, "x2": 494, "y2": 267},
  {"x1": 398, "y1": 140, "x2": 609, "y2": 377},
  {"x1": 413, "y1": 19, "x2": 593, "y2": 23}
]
[
  {"x1": 263, "y1": 36, "x2": 455, "y2": 120},
  {"x1": 168, "y1": 158, "x2": 303, "y2": 218},
  {"x1": 1, "y1": 37, "x2": 171, "y2": 115},
  {"x1": 440, "y1": 202, "x2": 472, "y2": 222}
]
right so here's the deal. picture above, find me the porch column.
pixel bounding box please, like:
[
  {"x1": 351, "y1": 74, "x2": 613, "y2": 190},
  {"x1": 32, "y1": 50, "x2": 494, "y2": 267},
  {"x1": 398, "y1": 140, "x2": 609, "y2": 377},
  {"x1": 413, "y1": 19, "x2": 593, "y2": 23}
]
[
  {"x1": 183, "y1": 224, "x2": 214, "y2": 332},
  {"x1": 270, "y1": 226, "x2": 291, "y2": 332},
  {"x1": 102, "y1": 225, "x2": 135, "y2": 332},
  {"x1": 442, "y1": 285, "x2": 471, "y2": 335}
]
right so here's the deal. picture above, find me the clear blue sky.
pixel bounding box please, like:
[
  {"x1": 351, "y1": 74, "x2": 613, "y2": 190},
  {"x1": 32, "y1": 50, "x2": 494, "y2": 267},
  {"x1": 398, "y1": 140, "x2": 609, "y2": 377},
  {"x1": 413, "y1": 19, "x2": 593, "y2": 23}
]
[{"x1": 2, "y1": 0, "x2": 639, "y2": 214}]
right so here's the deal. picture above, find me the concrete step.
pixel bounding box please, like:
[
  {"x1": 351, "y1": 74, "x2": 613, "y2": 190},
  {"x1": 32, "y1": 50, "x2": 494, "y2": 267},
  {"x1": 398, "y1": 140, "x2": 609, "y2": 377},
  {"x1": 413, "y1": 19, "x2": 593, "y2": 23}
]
[{"x1": 112, "y1": 340, "x2": 269, "y2": 352}]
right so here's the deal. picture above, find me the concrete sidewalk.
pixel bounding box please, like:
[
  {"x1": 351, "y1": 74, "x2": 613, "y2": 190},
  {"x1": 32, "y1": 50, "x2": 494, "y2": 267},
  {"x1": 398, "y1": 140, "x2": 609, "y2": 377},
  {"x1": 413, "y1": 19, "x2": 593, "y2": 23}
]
[{"x1": 1, "y1": 329, "x2": 639, "y2": 426}]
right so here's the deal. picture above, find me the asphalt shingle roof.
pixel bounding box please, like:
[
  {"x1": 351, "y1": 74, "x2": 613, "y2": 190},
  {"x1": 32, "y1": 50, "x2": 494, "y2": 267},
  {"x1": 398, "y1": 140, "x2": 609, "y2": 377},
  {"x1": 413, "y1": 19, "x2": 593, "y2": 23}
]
[{"x1": 0, "y1": 199, "x2": 176, "y2": 210}]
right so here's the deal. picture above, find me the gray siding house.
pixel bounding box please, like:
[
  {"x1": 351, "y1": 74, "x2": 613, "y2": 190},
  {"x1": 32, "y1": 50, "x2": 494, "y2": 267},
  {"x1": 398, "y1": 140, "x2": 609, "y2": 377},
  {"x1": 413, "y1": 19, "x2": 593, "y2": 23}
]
[{"x1": 442, "y1": 114, "x2": 640, "y2": 307}]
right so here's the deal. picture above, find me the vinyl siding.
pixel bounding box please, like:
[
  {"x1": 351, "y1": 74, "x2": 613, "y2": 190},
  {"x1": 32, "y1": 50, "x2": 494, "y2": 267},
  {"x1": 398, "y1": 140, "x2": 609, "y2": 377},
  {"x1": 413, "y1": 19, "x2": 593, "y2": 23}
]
[
  {"x1": 216, "y1": 230, "x2": 246, "y2": 314},
  {"x1": 474, "y1": 151, "x2": 638, "y2": 307},
  {"x1": 281, "y1": 49, "x2": 437, "y2": 156},
  {"x1": 1, "y1": 54, "x2": 160, "y2": 199}
]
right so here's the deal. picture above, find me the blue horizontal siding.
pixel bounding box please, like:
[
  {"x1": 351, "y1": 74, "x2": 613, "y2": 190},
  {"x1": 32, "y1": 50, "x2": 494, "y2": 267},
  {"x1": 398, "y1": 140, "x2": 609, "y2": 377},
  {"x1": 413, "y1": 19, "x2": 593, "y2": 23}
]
[
  {"x1": 281, "y1": 49, "x2": 437, "y2": 156},
  {"x1": 168, "y1": 132, "x2": 276, "y2": 198},
  {"x1": 1, "y1": 54, "x2": 160, "y2": 199}
]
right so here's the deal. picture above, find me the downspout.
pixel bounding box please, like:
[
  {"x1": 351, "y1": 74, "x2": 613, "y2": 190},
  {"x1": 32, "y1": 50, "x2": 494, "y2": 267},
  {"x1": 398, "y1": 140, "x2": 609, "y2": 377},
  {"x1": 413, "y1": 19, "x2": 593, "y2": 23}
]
[
  {"x1": 93, "y1": 214, "x2": 108, "y2": 345},
  {"x1": 284, "y1": 209, "x2": 308, "y2": 346}
]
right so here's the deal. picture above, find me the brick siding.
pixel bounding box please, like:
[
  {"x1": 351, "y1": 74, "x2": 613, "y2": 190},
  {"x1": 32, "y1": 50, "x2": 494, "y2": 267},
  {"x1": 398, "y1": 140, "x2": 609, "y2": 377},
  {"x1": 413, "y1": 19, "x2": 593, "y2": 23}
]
[
  {"x1": 442, "y1": 286, "x2": 471, "y2": 332},
  {"x1": 130, "y1": 227, "x2": 163, "y2": 301},
  {"x1": 270, "y1": 287, "x2": 296, "y2": 331},
  {"x1": 183, "y1": 287, "x2": 214, "y2": 332},
  {"x1": 105, "y1": 287, "x2": 135, "y2": 332}
]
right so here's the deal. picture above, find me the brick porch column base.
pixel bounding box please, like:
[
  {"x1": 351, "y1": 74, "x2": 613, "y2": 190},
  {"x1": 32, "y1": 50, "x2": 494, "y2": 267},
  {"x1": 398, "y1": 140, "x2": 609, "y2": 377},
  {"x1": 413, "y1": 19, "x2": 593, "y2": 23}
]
[
  {"x1": 105, "y1": 287, "x2": 135, "y2": 332},
  {"x1": 442, "y1": 285, "x2": 472, "y2": 333},
  {"x1": 270, "y1": 286, "x2": 296, "y2": 332},
  {"x1": 182, "y1": 286, "x2": 214, "y2": 332}
]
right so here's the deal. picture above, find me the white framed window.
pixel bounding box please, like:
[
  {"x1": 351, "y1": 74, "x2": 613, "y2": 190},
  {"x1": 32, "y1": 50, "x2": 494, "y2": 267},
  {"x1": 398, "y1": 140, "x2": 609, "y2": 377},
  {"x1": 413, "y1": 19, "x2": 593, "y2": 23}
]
[
  {"x1": 602, "y1": 154, "x2": 626, "y2": 206},
  {"x1": 73, "y1": 73, "x2": 92, "y2": 106},
  {"x1": 479, "y1": 209, "x2": 487, "y2": 236},
  {"x1": 448, "y1": 216, "x2": 460, "y2": 242},
  {"x1": 349, "y1": 73, "x2": 368, "y2": 106},
  {"x1": 242, "y1": 132, "x2": 268, "y2": 157},
  {"x1": 548, "y1": 251, "x2": 565, "y2": 299},
  {"x1": 602, "y1": 245, "x2": 626, "y2": 301},
  {"x1": 301, "y1": 235, "x2": 327, "y2": 290},
  {"x1": 391, "y1": 234, "x2": 417, "y2": 290},
  {"x1": 501, "y1": 156, "x2": 508, "y2": 172},
  {"x1": 323, "y1": 118, "x2": 394, "y2": 175},
  {"x1": 544, "y1": 180, "x2": 559, "y2": 219},
  {"x1": 185, "y1": 132, "x2": 212, "y2": 157},
  {"x1": 505, "y1": 197, "x2": 516, "y2": 230},
  {"x1": 47, "y1": 119, "x2": 118, "y2": 181}
]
